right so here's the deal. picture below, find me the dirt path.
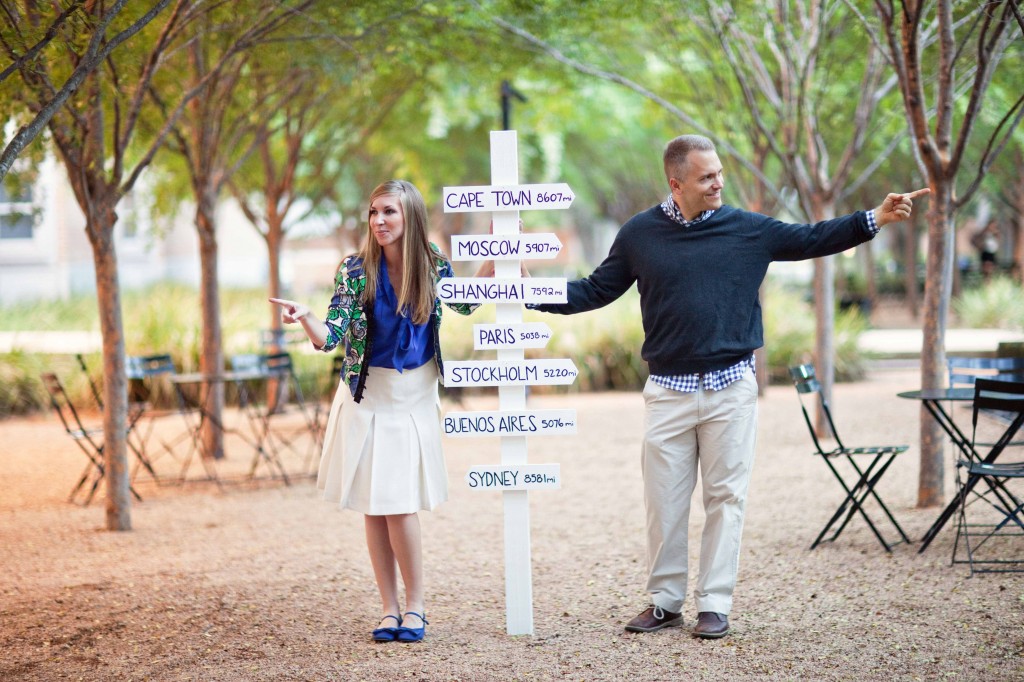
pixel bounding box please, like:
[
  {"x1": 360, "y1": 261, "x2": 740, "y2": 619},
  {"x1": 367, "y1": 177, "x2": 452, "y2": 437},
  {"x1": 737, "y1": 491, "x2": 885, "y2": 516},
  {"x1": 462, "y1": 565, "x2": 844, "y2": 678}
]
[{"x1": 1, "y1": 367, "x2": 1021, "y2": 681}]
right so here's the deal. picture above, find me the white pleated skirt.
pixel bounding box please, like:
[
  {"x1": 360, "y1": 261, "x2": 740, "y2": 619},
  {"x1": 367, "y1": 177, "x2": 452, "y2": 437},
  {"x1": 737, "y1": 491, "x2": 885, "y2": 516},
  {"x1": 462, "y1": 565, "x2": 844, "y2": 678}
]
[{"x1": 317, "y1": 362, "x2": 447, "y2": 515}]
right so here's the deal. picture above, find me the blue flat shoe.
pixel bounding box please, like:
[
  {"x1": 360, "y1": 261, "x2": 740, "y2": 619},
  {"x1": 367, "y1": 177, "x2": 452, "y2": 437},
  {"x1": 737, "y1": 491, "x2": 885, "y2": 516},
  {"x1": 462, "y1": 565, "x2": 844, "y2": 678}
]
[
  {"x1": 395, "y1": 611, "x2": 428, "y2": 642},
  {"x1": 372, "y1": 614, "x2": 402, "y2": 642}
]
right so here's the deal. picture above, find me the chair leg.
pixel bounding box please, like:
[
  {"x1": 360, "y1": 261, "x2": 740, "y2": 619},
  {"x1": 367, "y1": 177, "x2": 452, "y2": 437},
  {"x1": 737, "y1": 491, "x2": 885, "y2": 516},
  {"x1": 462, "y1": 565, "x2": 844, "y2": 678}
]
[{"x1": 812, "y1": 454, "x2": 906, "y2": 552}]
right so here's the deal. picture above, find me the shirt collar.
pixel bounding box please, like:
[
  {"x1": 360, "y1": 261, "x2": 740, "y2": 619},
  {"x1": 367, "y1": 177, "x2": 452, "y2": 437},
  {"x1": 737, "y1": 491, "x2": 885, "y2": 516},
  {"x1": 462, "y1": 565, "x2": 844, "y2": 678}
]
[{"x1": 661, "y1": 194, "x2": 715, "y2": 226}]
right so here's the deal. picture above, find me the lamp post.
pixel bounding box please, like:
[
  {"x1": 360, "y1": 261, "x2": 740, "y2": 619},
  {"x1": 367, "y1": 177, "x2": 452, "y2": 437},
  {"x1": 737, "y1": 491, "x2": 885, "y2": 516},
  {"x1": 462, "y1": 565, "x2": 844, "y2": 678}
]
[{"x1": 500, "y1": 80, "x2": 527, "y2": 130}]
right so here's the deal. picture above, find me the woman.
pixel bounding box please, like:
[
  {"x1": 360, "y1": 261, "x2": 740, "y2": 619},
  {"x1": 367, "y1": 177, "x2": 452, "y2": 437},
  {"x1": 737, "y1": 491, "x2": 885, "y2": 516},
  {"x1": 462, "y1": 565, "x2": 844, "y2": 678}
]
[{"x1": 270, "y1": 180, "x2": 480, "y2": 642}]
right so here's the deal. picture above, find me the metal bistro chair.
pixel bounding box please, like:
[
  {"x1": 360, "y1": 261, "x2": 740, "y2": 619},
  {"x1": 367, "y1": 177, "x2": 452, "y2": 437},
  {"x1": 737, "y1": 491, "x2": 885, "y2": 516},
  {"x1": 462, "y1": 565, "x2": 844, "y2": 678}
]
[
  {"x1": 74, "y1": 353, "x2": 162, "y2": 483},
  {"x1": 952, "y1": 378, "x2": 1024, "y2": 575},
  {"x1": 231, "y1": 352, "x2": 320, "y2": 478},
  {"x1": 125, "y1": 353, "x2": 186, "y2": 481},
  {"x1": 40, "y1": 372, "x2": 142, "y2": 505},
  {"x1": 789, "y1": 364, "x2": 911, "y2": 552},
  {"x1": 947, "y1": 355, "x2": 1024, "y2": 442}
]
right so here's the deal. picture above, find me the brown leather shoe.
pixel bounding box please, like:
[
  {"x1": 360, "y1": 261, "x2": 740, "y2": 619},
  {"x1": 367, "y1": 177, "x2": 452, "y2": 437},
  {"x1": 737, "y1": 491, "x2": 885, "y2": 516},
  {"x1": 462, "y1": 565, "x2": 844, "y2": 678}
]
[
  {"x1": 693, "y1": 611, "x2": 729, "y2": 639},
  {"x1": 624, "y1": 605, "x2": 683, "y2": 633}
]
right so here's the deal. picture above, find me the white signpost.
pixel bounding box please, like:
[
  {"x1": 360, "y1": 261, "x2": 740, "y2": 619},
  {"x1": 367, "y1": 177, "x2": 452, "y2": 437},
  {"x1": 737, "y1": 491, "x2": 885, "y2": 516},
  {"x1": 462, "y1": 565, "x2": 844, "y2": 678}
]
[{"x1": 442, "y1": 130, "x2": 577, "y2": 636}]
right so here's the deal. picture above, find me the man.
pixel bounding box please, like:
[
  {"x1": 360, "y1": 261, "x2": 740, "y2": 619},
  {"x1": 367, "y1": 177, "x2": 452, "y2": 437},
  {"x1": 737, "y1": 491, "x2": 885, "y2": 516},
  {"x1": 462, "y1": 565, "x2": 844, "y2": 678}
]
[{"x1": 532, "y1": 135, "x2": 927, "y2": 638}]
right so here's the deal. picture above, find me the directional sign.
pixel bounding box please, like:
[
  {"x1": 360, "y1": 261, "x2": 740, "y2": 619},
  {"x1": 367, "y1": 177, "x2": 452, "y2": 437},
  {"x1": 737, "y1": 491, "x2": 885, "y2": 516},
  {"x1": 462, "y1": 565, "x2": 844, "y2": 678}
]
[
  {"x1": 473, "y1": 323, "x2": 553, "y2": 350},
  {"x1": 437, "y1": 277, "x2": 567, "y2": 304},
  {"x1": 466, "y1": 464, "x2": 561, "y2": 491},
  {"x1": 451, "y1": 234, "x2": 563, "y2": 261},
  {"x1": 444, "y1": 409, "x2": 577, "y2": 437},
  {"x1": 442, "y1": 183, "x2": 575, "y2": 213},
  {"x1": 444, "y1": 359, "x2": 578, "y2": 387}
]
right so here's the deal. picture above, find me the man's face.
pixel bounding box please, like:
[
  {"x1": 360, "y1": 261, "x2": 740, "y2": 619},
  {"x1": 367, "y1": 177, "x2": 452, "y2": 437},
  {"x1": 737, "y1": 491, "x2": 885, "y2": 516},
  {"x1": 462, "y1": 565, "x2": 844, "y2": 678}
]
[{"x1": 669, "y1": 150, "x2": 724, "y2": 220}]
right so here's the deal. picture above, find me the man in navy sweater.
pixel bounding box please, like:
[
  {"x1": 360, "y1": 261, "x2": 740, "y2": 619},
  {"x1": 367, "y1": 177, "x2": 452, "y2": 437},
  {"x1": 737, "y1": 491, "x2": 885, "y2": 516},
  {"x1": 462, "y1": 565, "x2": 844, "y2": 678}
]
[{"x1": 533, "y1": 134, "x2": 927, "y2": 638}]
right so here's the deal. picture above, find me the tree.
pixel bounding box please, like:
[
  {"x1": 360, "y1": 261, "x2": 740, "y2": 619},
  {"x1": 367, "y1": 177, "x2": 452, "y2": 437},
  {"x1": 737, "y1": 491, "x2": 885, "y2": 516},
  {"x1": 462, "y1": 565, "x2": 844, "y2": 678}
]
[
  {"x1": 868, "y1": 0, "x2": 1024, "y2": 506},
  {"x1": 153, "y1": 1, "x2": 315, "y2": 459},
  {"x1": 4, "y1": 0, "x2": 205, "y2": 530},
  {"x1": 0, "y1": 1, "x2": 150, "y2": 181},
  {"x1": 480, "y1": 0, "x2": 908, "y2": 419}
]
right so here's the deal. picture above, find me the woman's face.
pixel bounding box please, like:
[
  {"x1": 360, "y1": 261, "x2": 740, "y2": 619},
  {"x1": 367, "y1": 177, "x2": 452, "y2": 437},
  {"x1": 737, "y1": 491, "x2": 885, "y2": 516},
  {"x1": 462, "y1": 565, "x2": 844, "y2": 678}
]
[{"x1": 369, "y1": 193, "x2": 405, "y2": 249}]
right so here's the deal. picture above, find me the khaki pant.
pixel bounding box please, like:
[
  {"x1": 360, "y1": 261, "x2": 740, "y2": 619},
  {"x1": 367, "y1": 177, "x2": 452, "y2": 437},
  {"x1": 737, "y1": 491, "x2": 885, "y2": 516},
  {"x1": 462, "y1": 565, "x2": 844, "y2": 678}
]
[{"x1": 641, "y1": 371, "x2": 758, "y2": 615}]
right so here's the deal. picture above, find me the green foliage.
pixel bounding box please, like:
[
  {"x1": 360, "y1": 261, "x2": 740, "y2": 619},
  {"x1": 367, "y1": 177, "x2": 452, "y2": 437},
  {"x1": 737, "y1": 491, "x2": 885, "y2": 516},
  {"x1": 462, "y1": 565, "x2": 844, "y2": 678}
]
[
  {"x1": 761, "y1": 284, "x2": 869, "y2": 384},
  {"x1": 0, "y1": 352, "x2": 49, "y2": 416},
  {"x1": 953, "y1": 278, "x2": 1024, "y2": 331},
  {"x1": 1, "y1": 275, "x2": 874, "y2": 415}
]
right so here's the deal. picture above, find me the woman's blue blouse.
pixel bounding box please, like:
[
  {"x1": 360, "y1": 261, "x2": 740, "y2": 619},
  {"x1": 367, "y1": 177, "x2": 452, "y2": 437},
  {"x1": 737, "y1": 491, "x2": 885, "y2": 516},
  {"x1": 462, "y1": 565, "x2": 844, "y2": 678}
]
[{"x1": 368, "y1": 259, "x2": 435, "y2": 371}]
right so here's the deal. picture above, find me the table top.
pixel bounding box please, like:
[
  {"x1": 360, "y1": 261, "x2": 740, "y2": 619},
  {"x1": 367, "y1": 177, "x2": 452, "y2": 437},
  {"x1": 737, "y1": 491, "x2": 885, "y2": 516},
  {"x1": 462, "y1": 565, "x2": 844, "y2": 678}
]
[{"x1": 897, "y1": 387, "x2": 975, "y2": 401}]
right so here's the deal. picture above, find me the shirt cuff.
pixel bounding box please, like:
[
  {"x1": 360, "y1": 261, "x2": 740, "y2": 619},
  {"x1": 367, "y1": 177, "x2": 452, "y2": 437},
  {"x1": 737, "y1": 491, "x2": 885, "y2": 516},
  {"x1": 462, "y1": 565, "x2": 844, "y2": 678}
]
[{"x1": 864, "y1": 209, "x2": 879, "y2": 235}]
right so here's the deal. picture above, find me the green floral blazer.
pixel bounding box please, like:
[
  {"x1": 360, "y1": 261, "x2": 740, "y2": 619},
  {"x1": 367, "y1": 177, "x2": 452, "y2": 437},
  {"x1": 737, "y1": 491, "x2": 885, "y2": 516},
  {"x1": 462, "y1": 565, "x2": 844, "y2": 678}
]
[{"x1": 319, "y1": 245, "x2": 475, "y2": 401}]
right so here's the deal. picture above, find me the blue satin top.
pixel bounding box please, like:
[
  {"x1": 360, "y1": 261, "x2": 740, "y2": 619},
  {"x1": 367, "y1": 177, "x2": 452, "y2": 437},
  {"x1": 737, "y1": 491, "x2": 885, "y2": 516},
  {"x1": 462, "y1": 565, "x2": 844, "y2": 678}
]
[{"x1": 368, "y1": 258, "x2": 435, "y2": 371}]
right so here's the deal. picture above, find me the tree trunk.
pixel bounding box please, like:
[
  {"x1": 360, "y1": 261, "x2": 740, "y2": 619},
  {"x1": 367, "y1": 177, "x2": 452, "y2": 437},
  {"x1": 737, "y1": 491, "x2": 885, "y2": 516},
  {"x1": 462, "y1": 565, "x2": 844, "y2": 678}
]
[
  {"x1": 197, "y1": 192, "x2": 224, "y2": 459},
  {"x1": 917, "y1": 182, "x2": 952, "y2": 508},
  {"x1": 862, "y1": 237, "x2": 877, "y2": 318},
  {"x1": 812, "y1": 199, "x2": 837, "y2": 437},
  {"x1": 88, "y1": 216, "x2": 132, "y2": 531},
  {"x1": 265, "y1": 215, "x2": 284, "y2": 409},
  {"x1": 813, "y1": 255, "x2": 836, "y2": 436},
  {"x1": 903, "y1": 220, "x2": 920, "y2": 317},
  {"x1": 267, "y1": 217, "x2": 283, "y2": 349},
  {"x1": 1014, "y1": 152, "x2": 1024, "y2": 284}
]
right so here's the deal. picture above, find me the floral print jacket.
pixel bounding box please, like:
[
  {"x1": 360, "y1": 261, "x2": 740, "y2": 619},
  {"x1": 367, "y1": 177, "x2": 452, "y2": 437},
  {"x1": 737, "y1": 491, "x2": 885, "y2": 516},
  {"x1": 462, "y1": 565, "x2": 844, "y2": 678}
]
[{"x1": 319, "y1": 245, "x2": 475, "y2": 402}]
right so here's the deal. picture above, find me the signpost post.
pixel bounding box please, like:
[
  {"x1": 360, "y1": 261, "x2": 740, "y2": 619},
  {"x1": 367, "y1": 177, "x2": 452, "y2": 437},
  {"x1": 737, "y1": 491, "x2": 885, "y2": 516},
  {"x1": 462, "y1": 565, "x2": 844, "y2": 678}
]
[{"x1": 442, "y1": 129, "x2": 576, "y2": 635}]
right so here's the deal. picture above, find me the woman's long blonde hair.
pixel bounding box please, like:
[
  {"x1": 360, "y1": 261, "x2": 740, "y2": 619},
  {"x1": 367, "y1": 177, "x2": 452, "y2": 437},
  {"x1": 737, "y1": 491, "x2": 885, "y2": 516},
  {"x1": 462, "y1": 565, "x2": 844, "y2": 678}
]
[{"x1": 357, "y1": 180, "x2": 441, "y2": 325}]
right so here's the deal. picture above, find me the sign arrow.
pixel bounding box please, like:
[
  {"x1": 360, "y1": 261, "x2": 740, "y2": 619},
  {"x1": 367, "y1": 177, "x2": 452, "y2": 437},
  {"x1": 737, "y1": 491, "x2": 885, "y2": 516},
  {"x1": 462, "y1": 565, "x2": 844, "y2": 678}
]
[
  {"x1": 451, "y1": 233, "x2": 563, "y2": 261},
  {"x1": 442, "y1": 183, "x2": 575, "y2": 213},
  {"x1": 473, "y1": 323, "x2": 553, "y2": 350},
  {"x1": 444, "y1": 409, "x2": 577, "y2": 437},
  {"x1": 444, "y1": 359, "x2": 579, "y2": 387},
  {"x1": 437, "y1": 277, "x2": 567, "y2": 304},
  {"x1": 465, "y1": 464, "x2": 561, "y2": 491}
]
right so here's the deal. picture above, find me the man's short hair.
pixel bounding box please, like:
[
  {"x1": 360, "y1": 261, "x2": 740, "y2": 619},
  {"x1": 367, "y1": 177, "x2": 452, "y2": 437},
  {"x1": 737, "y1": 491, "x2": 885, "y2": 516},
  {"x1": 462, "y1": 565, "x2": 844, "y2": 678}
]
[{"x1": 663, "y1": 135, "x2": 716, "y2": 182}]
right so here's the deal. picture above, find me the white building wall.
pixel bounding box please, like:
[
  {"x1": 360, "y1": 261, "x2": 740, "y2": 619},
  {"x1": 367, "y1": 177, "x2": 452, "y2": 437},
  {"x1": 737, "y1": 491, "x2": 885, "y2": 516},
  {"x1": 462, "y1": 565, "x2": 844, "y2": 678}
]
[{"x1": 0, "y1": 158, "x2": 309, "y2": 304}]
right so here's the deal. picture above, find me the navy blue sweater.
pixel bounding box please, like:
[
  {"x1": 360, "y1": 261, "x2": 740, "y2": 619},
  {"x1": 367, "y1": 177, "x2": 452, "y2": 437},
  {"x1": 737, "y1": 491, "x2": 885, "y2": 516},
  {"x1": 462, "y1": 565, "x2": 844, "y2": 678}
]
[{"x1": 535, "y1": 204, "x2": 875, "y2": 375}]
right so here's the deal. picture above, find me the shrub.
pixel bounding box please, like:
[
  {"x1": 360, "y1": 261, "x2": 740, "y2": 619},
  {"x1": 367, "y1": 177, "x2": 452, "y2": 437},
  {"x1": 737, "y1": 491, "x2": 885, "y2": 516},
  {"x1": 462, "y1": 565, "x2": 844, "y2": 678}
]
[
  {"x1": 1, "y1": 278, "x2": 870, "y2": 416},
  {"x1": 953, "y1": 277, "x2": 1024, "y2": 331},
  {"x1": 762, "y1": 284, "x2": 869, "y2": 383}
]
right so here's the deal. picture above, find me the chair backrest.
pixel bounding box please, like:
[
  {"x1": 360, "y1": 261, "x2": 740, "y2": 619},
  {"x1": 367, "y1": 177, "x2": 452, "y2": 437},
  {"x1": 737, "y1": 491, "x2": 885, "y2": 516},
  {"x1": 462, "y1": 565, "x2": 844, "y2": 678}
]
[
  {"x1": 126, "y1": 353, "x2": 175, "y2": 379},
  {"x1": 788, "y1": 363, "x2": 845, "y2": 454},
  {"x1": 230, "y1": 352, "x2": 294, "y2": 375},
  {"x1": 262, "y1": 352, "x2": 295, "y2": 375},
  {"x1": 40, "y1": 372, "x2": 89, "y2": 437},
  {"x1": 231, "y1": 353, "x2": 267, "y2": 373},
  {"x1": 948, "y1": 356, "x2": 1024, "y2": 388},
  {"x1": 971, "y1": 378, "x2": 1024, "y2": 446},
  {"x1": 74, "y1": 353, "x2": 105, "y2": 409}
]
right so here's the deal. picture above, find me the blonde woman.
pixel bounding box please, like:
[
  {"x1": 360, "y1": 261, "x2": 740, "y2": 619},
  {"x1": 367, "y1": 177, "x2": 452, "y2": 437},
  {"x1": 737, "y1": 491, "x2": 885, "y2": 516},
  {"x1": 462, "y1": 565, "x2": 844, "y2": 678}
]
[{"x1": 271, "y1": 180, "x2": 481, "y2": 642}]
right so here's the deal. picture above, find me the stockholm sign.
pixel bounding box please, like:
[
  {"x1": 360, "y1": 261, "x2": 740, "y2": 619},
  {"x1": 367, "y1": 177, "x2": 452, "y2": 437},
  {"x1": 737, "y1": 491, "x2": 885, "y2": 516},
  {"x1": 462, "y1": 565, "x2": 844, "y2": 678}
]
[{"x1": 444, "y1": 359, "x2": 578, "y2": 387}]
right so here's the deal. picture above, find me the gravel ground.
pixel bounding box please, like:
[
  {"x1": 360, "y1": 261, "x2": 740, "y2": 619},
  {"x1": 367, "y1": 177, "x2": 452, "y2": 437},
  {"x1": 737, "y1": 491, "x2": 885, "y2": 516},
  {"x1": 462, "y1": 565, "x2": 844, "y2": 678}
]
[{"x1": 1, "y1": 366, "x2": 1022, "y2": 681}]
